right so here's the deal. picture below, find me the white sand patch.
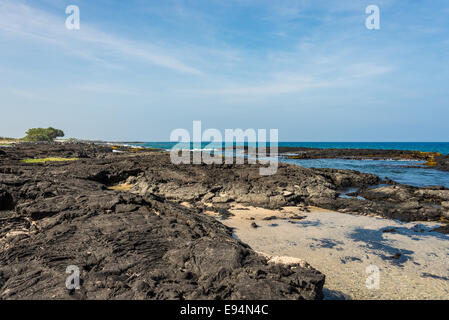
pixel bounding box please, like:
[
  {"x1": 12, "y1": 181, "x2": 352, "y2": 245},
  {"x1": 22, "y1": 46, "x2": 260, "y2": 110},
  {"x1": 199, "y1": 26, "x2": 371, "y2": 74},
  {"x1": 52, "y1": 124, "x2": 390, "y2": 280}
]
[
  {"x1": 256, "y1": 251, "x2": 312, "y2": 269},
  {"x1": 213, "y1": 204, "x2": 449, "y2": 300}
]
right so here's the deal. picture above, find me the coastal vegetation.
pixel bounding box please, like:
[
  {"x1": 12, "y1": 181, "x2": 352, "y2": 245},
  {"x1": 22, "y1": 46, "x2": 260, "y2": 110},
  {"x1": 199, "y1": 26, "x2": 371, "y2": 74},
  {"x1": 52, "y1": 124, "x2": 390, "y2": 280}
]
[
  {"x1": 107, "y1": 182, "x2": 133, "y2": 191},
  {"x1": 1, "y1": 127, "x2": 65, "y2": 144},
  {"x1": 20, "y1": 157, "x2": 79, "y2": 164},
  {"x1": 22, "y1": 127, "x2": 64, "y2": 142},
  {"x1": 424, "y1": 155, "x2": 438, "y2": 166}
]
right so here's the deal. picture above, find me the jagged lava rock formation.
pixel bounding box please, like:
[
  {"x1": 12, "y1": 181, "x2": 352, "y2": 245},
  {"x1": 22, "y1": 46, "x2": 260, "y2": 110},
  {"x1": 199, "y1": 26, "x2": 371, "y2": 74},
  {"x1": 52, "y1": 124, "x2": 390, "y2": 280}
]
[{"x1": 0, "y1": 143, "x2": 324, "y2": 300}]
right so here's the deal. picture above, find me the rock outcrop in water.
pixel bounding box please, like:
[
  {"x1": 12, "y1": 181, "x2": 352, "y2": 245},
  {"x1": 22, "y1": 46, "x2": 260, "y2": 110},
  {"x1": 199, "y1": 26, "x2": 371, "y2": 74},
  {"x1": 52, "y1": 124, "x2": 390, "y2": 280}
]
[
  {"x1": 0, "y1": 142, "x2": 448, "y2": 300},
  {"x1": 277, "y1": 147, "x2": 449, "y2": 172}
]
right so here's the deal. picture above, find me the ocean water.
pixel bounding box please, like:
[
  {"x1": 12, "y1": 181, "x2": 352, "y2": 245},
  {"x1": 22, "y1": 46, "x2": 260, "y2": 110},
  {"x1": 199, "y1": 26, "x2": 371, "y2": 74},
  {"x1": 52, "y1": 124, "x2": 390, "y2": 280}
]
[{"x1": 133, "y1": 142, "x2": 449, "y2": 188}]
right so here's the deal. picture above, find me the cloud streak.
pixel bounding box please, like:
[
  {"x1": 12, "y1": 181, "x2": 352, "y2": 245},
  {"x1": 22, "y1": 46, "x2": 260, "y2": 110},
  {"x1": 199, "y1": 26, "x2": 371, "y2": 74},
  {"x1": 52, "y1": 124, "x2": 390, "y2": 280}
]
[{"x1": 0, "y1": 1, "x2": 202, "y2": 74}]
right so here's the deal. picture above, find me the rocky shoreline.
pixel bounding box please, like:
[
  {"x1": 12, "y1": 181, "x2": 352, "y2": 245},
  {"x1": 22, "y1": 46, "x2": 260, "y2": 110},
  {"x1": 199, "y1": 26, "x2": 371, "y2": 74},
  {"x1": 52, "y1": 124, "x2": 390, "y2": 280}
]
[
  {"x1": 0, "y1": 143, "x2": 448, "y2": 299},
  {"x1": 276, "y1": 147, "x2": 449, "y2": 172}
]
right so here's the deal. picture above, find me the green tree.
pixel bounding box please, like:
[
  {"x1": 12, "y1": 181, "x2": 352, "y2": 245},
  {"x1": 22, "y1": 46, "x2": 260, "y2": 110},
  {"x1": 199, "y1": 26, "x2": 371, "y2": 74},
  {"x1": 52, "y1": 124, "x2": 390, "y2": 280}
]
[{"x1": 23, "y1": 127, "x2": 65, "y2": 142}]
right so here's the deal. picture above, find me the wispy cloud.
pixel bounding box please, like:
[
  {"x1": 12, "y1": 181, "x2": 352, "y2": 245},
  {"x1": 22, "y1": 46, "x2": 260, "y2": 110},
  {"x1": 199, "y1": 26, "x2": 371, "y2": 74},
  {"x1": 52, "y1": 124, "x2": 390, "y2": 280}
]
[
  {"x1": 189, "y1": 62, "x2": 392, "y2": 97},
  {"x1": 0, "y1": 0, "x2": 394, "y2": 98},
  {"x1": 71, "y1": 84, "x2": 142, "y2": 96},
  {"x1": 0, "y1": 1, "x2": 202, "y2": 74}
]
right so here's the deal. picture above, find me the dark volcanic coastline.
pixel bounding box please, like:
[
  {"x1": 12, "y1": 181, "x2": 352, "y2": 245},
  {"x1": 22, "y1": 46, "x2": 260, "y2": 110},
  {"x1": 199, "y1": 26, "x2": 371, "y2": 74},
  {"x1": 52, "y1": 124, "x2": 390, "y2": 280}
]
[{"x1": 0, "y1": 143, "x2": 448, "y2": 299}]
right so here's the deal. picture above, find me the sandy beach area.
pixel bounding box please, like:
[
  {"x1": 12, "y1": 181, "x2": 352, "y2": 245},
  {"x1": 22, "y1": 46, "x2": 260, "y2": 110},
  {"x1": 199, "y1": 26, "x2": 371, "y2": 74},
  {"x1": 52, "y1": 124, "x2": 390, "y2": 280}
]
[
  {"x1": 206, "y1": 205, "x2": 449, "y2": 300},
  {"x1": 0, "y1": 140, "x2": 16, "y2": 145}
]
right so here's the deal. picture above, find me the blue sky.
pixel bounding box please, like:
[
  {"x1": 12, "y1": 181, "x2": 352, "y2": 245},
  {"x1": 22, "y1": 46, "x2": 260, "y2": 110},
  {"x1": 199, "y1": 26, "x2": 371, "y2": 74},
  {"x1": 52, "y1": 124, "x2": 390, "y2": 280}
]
[{"x1": 0, "y1": 0, "x2": 448, "y2": 141}]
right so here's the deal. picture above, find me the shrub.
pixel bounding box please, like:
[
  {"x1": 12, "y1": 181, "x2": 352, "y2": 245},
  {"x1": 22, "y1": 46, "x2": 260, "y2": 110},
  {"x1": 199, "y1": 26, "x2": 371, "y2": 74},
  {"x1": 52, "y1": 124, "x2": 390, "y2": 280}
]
[{"x1": 23, "y1": 127, "x2": 65, "y2": 142}]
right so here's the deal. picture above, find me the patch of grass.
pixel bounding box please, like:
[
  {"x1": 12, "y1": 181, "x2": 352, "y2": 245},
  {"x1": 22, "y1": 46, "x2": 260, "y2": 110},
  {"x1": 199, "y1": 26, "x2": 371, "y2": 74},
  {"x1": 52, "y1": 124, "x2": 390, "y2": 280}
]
[
  {"x1": 20, "y1": 157, "x2": 79, "y2": 164},
  {"x1": 107, "y1": 183, "x2": 133, "y2": 191},
  {"x1": 440, "y1": 216, "x2": 449, "y2": 224}
]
